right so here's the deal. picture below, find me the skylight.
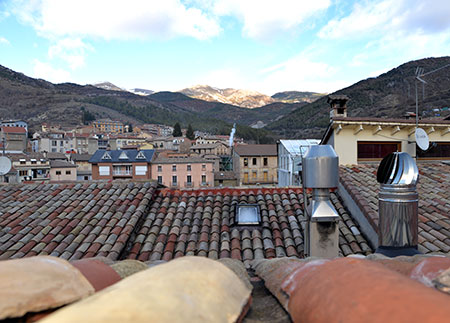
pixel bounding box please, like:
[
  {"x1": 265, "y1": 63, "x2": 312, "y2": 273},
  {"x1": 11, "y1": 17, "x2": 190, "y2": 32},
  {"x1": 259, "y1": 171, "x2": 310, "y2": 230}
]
[{"x1": 235, "y1": 204, "x2": 261, "y2": 225}]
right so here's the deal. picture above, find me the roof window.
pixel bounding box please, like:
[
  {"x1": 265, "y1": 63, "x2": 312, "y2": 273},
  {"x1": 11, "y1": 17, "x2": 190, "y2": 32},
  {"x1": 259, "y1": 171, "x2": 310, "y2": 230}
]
[
  {"x1": 118, "y1": 151, "x2": 129, "y2": 160},
  {"x1": 136, "y1": 151, "x2": 146, "y2": 160},
  {"x1": 101, "y1": 151, "x2": 112, "y2": 160},
  {"x1": 235, "y1": 204, "x2": 261, "y2": 225}
]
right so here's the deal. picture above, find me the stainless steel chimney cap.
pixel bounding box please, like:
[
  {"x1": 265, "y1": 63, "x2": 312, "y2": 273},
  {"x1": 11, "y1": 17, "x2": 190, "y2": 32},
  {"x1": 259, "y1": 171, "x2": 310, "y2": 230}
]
[
  {"x1": 303, "y1": 145, "x2": 339, "y2": 188},
  {"x1": 377, "y1": 152, "x2": 419, "y2": 186}
]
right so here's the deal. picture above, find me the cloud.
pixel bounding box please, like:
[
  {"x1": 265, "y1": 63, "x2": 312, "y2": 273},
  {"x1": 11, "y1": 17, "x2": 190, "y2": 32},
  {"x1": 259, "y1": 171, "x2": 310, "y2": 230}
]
[
  {"x1": 0, "y1": 36, "x2": 10, "y2": 45},
  {"x1": 32, "y1": 59, "x2": 71, "y2": 83},
  {"x1": 12, "y1": 0, "x2": 221, "y2": 40},
  {"x1": 257, "y1": 55, "x2": 346, "y2": 94},
  {"x1": 319, "y1": 0, "x2": 450, "y2": 39},
  {"x1": 213, "y1": 0, "x2": 331, "y2": 41},
  {"x1": 48, "y1": 38, "x2": 93, "y2": 70}
]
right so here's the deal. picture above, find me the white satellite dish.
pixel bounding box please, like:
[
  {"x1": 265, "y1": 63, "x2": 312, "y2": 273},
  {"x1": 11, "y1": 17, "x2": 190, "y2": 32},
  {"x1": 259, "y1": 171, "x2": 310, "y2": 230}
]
[
  {"x1": 0, "y1": 156, "x2": 11, "y2": 175},
  {"x1": 415, "y1": 128, "x2": 430, "y2": 151}
]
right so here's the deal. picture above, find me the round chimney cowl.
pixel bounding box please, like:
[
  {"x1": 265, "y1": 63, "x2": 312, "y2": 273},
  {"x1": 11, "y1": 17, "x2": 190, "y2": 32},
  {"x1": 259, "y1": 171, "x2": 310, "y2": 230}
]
[{"x1": 302, "y1": 145, "x2": 339, "y2": 189}]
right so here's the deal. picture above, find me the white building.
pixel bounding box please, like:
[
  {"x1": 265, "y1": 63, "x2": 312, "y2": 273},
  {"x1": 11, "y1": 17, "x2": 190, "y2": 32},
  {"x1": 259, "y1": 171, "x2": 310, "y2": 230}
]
[{"x1": 277, "y1": 139, "x2": 320, "y2": 187}]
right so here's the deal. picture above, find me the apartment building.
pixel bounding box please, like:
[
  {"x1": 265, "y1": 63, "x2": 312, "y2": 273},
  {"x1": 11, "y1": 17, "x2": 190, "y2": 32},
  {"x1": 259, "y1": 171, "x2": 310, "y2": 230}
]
[
  {"x1": 89, "y1": 149, "x2": 154, "y2": 180},
  {"x1": 233, "y1": 144, "x2": 278, "y2": 186},
  {"x1": 151, "y1": 153, "x2": 214, "y2": 189},
  {"x1": 92, "y1": 119, "x2": 125, "y2": 134}
]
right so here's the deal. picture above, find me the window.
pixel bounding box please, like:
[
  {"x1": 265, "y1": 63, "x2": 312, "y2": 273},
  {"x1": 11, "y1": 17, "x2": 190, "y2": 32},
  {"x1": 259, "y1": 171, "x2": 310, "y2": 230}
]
[
  {"x1": 252, "y1": 158, "x2": 257, "y2": 166},
  {"x1": 19, "y1": 159, "x2": 26, "y2": 165},
  {"x1": 135, "y1": 165, "x2": 147, "y2": 175},
  {"x1": 201, "y1": 175, "x2": 206, "y2": 184},
  {"x1": 172, "y1": 175, "x2": 178, "y2": 185},
  {"x1": 19, "y1": 170, "x2": 27, "y2": 176},
  {"x1": 187, "y1": 164, "x2": 191, "y2": 171},
  {"x1": 417, "y1": 142, "x2": 450, "y2": 159},
  {"x1": 30, "y1": 159, "x2": 36, "y2": 164},
  {"x1": 244, "y1": 172, "x2": 249, "y2": 183},
  {"x1": 56, "y1": 171, "x2": 61, "y2": 175},
  {"x1": 157, "y1": 165, "x2": 162, "y2": 172},
  {"x1": 357, "y1": 141, "x2": 401, "y2": 160},
  {"x1": 172, "y1": 165, "x2": 177, "y2": 171},
  {"x1": 157, "y1": 176, "x2": 163, "y2": 184},
  {"x1": 187, "y1": 175, "x2": 192, "y2": 186},
  {"x1": 252, "y1": 170, "x2": 257, "y2": 179},
  {"x1": 52, "y1": 140, "x2": 57, "y2": 146},
  {"x1": 202, "y1": 164, "x2": 206, "y2": 170},
  {"x1": 263, "y1": 171, "x2": 268, "y2": 181},
  {"x1": 99, "y1": 166, "x2": 110, "y2": 176},
  {"x1": 263, "y1": 157, "x2": 268, "y2": 166},
  {"x1": 243, "y1": 158, "x2": 248, "y2": 167},
  {"x1": 65, "y1": 170, "x2": 71, "y2": 175},
  {"x1": 235, "y1": 204, "x2": 261, "y2": 225}
]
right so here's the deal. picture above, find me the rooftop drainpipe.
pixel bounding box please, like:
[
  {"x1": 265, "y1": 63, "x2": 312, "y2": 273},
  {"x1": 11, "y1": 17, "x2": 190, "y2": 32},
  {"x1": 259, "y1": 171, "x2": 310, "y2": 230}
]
[
  {"x1": 303, "y1": 145, "x2": 340, "y2": 258},
  {"x1": 376, "y1": 152, "x2": 420, "y2": 257}
]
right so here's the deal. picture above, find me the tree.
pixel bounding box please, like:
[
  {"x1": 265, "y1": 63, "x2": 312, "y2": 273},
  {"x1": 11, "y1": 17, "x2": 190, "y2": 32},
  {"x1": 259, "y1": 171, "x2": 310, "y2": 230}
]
[
  {"x1": 186, "y1": 124, "x2": 195, "y2": 140},
  {"x1": 173, "y1": 122, "x2": 182, "y2": 137}
]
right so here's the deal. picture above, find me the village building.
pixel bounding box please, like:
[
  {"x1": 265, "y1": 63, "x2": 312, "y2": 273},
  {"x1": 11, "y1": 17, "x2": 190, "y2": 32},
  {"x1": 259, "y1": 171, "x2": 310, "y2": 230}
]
[
  {"x1": 70, "y1": 153, "x2": 93, "y2": 181},
  {"x1": 0, "y1": 126, "x2": 27, "y2": 153},
  {"x1": 233, "y1": 144, "x2": 278, "y2": 186},
  {"x1": 92, "y1": 119, "x2": 125, "y2": 134},
  {"x1": 6, "y1": 153, "x2": 50, "y2": 183},
  {"x1": 49, "y1": 160, "x2": 77, "y2": 182},
  {"x1": 151, "y1": 152, "x2": 214, "y2": 188},
  {"x1": 321, "y1": 95, "x2": 450, "y2": 164},
  {"x1": 89, "y1": 149, "x2": 154, "y2": 180}
]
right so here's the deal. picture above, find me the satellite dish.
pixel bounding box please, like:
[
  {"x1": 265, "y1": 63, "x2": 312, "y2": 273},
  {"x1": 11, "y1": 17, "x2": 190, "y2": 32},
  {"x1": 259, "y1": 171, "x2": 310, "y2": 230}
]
[
  {"x1": 415, "y1": 128, "x2": 429, "y2": 151},
  {"x1": 0, "y1": 156, "x2": 11, "y2": 175}
]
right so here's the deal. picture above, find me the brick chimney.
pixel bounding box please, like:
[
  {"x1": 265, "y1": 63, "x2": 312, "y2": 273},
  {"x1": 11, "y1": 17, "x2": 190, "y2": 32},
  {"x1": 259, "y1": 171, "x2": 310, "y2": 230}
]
[{"x1": 328, "y1": 95, "x2": 349, "y2": 119}]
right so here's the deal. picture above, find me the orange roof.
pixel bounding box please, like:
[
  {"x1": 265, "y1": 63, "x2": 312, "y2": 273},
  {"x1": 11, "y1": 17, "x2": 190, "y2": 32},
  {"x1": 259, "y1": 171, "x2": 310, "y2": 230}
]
[{"x1": 1, "y1": 126, "x2": 26, "y2": 134}]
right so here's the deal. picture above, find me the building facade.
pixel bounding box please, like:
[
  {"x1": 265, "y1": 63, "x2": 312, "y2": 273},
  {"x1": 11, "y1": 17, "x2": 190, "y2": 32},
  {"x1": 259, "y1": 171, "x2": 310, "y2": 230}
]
[
  {"x1": 233, "y1": 144, "x2": 278, "y2": 186},
  {"x1": 321, "y1": 96, "x2": 450, "y2": 164},
  {"x1": 49, "y1": 160, "x2": 77, "y2": 182},
  {"x1": 151, "y1": 154, "x2": 214, "y2": 189},
  {"x1": 89, "y1": 149, "x2": 155, "y2": 180},
  {"x1": 92, "y1": 119, "x2": 125, "y2": 134}
]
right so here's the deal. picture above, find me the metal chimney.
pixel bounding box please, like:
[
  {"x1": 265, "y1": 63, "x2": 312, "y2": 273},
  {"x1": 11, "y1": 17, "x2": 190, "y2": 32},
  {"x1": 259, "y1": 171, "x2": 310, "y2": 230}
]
[
  {"x1": 303, "y1": 145, "x2": 340, "y2": 258},
  {"x1": 376, "y1": 152, "x2": 420, "y2": 257}
]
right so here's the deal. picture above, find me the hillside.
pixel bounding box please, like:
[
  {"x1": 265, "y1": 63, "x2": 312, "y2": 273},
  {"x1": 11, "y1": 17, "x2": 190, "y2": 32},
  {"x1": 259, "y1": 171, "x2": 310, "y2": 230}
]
[
  {"x1": 267, "y1": 56, "x2": 450, "y2": 138},
  {"x1": 271, "y1": 91, "x2": 325, "y2": 103}
]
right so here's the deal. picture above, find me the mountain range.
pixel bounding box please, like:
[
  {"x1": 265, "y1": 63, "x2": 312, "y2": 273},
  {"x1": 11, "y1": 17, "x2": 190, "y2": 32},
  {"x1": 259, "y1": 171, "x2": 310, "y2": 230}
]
[
  {"x1": 1, "y1": 56, "x2": 449, "y2": 142},
  {"x1": 92, "y1": 83, "x2": 324, "y2": 109}
]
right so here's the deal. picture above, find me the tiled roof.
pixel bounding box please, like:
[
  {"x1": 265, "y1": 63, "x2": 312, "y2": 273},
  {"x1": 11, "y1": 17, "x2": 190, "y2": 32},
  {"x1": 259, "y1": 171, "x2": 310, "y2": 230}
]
[
  {"x1": 0, "y1": 184, "x2": 371, "y2": 262},
  {"x1": 234, "y1": 144, "x2": 277, "y2": 156},
  {"x1": 340, "y1": 162, "x2": 450, "y2": 254},
  {"x1": 126, "y1": 187, "x2": 371, "y2": 264},
  {"x1": 50, "y1": 160, "x2": 76, "y2": 168},
  {"x1": 0, "y1": 126, "x2": 26, "y2": 133},
  {"x1": 0, "y1": 182, "x2": 158, "y2": 261}
]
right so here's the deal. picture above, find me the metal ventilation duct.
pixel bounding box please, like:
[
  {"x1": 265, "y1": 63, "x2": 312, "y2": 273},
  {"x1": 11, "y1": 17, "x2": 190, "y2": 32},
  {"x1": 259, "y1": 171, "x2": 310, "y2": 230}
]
[
  {"x1": 376, "y1": 152, "x2": 420, "y2": 257},
  {"x1": 302, "y1": 145, "x2": 340, "y2": 258}
]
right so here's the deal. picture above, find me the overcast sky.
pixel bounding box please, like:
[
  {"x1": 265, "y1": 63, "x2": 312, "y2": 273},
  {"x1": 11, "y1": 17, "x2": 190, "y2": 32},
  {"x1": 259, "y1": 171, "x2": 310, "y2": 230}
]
[{"x1": 1, "y1": 0, "x2": 449, "y2": 95}]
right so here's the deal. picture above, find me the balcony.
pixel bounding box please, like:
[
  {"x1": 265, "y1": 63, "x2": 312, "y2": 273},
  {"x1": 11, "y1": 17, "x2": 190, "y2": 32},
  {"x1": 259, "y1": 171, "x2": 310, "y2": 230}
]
[{"x1": 185, "y1": 182, "x2": 193, "y2": 187}]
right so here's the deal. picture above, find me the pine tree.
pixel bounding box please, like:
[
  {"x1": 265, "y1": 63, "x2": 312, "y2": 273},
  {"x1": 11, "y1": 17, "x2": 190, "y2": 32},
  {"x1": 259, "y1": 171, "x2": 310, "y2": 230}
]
[
  {"x1": 186, "y1": 124, "x2": 195, "y2": 140},
  {"x1": 173, "y1": 122, "x2": 182, "y2": 137}
]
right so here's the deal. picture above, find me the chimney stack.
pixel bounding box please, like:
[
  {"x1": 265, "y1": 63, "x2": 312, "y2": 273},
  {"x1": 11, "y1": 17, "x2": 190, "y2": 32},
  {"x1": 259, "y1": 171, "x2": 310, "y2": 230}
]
[{"x1": 328, "y1": 95, "x2": 349, "y2": 119}]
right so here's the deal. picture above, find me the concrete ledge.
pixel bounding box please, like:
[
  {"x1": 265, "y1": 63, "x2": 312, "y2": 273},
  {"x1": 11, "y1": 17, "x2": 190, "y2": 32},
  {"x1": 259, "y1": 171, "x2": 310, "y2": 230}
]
[{"x1": 338, "y1": 182, "x2": 378, "y2": 249}]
